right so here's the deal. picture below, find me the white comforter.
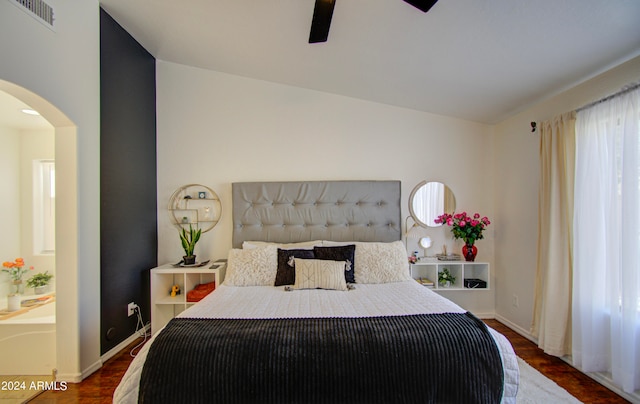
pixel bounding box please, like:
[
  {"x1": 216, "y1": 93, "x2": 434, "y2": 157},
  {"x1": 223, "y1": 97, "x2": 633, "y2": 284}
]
[{"x1": 113, "y1": 280, "x2": 519, "y2": 403}]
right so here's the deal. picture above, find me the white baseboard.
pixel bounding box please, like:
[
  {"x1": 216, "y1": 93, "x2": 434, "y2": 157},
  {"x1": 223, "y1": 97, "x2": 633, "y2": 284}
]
[
  {"x1": 80, "y1": 359, "x2": 102, "y2": 381},
  {"x1": 585, "y1": 371, "x2": 640, "y2": 403},
  {"x1": 101, "y1": 324, "x2": 149, "y2": 363},
  {"x1": 493, "y1": 313, "x2": 538, "y2": 344},
  {"x1": 54, "y1": 371, "x2": 83, "y2": 383},
  {"x1": 61, "y1": 325, "x2": 149, "y2": 383}
]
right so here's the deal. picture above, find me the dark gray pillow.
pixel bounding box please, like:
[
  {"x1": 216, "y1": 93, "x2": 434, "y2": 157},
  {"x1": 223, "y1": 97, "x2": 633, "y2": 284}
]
[
  {"x1": 275, "y1": 248, "x2": 315, "y2": 286},
  {"x1": 313, "y1": 245, "x2": 356, "y2": 283}
]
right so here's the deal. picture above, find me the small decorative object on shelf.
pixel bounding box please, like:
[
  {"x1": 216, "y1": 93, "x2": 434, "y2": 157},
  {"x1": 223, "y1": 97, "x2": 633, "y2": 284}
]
[
  {"x1": 180, "y1": 224, "x2": 201, "y2": 265},
  {"x1": 416, "y1": 277, "x2": 434, "y2": 287},
  {"x1": 438, "y1": 267, "x2": 456, "y2": 287},
  {"x1": 168, "y1": 184, "x2": 222, "y2": 233},
  {"x1": 187, "y1": 281, "x2": 216, "y2": 302},
  {"x1": 434, "y1": 212, "x2": 491, "y2": 262},
  {"x1": 436, "y1": 253, "x2": 462, "y2": 261},
  {"x1": 170, "y1": 284, "x2": 181, "y2": 297},
  {"x1": 2, "y1": 257, "x2": 34, "y2": 311},
  {"x1": 26, "y1": 271, "x2": 54, "y2": 294},
  {"x1": 463, "y1": 278, "x2": 487, "y2": 289},
  {"x1": 418, "y1": 237, "x2": 432, "y2": 257}
]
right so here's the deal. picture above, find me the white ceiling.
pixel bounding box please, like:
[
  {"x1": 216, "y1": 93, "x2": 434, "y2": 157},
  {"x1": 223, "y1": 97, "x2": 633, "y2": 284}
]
[
  {"x1": 3, "y1": 2, "x2": 639, "y2": 128},
  {"x1": 101, "y1": 1, "x2": 638, "y2": 124}
]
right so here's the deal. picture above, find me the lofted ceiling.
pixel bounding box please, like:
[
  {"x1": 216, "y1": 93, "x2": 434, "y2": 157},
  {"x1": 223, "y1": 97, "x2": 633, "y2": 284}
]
[{"x1": 98, "y1": 0, "x2": 640, "y2": 124}]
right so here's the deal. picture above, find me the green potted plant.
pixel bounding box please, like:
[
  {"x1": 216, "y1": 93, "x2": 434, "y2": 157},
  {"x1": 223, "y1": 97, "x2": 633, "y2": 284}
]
[
  {"x1": 180, "y1": 224, "x2": 201, "y2": 265},
  {"x1": 26, "y1": 271, "x2": 53, "y2": 294},
  {"x1": 438, "y1": 267, "x2": 456, "y2": 288}
]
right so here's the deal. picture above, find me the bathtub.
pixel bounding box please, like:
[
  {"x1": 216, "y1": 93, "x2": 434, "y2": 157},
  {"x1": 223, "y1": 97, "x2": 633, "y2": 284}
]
[{"x1": 0, "y1": 300, "x2": 56, "y2": 375}]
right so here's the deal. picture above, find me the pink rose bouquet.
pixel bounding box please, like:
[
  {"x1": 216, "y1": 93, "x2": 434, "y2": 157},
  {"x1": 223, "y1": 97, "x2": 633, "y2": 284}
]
[{"x1": 434, "y1": 212, "x2": 491, "y2": 245}]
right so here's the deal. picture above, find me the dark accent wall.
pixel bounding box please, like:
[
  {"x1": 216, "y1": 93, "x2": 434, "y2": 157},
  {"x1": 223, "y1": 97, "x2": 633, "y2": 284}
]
[{"x1": 100, "y1": 8, "x2": 157, "y2": 355}]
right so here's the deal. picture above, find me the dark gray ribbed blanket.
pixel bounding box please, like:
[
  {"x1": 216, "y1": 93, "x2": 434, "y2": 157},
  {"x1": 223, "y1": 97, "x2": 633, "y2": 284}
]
[{"x1": 139, "y1": 313, "x2": 503, "y2": 403}]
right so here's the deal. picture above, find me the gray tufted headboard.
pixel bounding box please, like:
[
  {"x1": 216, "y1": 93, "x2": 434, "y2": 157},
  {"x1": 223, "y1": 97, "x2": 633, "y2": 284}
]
[{"x1": 232, "y1": 181, "x2": 401, "y2": 248}]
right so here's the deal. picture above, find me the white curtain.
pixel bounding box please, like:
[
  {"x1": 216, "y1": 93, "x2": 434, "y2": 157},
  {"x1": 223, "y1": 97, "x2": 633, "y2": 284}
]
[
  {"x1": 532, "y1": 112, "x2": 575, "y2": 357},
  {"x1": 573, "y1": 86, "x2": 640, "y2": 393}
]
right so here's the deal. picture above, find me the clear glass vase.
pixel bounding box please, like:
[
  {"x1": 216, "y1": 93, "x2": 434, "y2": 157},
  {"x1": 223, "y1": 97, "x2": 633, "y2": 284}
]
[{"x1": 11, "y1": 280, "x2": 24, "y2": 295}]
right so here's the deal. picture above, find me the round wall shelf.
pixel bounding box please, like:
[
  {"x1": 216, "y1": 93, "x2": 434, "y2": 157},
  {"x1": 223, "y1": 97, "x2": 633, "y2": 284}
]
[{"x1": 168, "y1": 184, "x2": 221, "y2": 233}]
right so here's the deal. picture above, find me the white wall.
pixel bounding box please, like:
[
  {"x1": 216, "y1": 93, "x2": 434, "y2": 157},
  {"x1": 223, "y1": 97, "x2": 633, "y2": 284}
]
[
  {"x1": 0, "y1": 126, "x2": 21, "y2": 297},
  {"x1": 158, "y1": 55, "x2": 640, "y2": 323},
  {"x1": 0, "y1": 0, "x2": 101, "y2": 381},
  {"x1": 157, "y1": 61, "x2": 496, "y2": 314},
  {"x1": 492, "y1": 55, "x2": 640, "y2": 336}
]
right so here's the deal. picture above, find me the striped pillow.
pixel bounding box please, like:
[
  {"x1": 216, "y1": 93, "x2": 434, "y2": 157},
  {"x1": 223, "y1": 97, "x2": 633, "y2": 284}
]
[{"x1": 292, "y1": 259, "x2": 348, "y2": 291}]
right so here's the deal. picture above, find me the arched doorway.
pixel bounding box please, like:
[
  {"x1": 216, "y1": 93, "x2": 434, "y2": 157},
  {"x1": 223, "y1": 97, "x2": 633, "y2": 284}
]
[
  {"x1": 0, "y1": 80, "x2": 78, "y2": 382},
  {"x1": 0, "y1": 88, "x2": 55, "y2": 378}
]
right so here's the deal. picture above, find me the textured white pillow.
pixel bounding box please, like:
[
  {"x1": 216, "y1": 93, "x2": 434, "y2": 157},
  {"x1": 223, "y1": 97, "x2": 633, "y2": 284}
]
[
  {"x1": 293, "y1": 259, "x2": 348, "y2": 291},
  {"x1": 242, "y1": 240, "x2": 323, "y2": 250},
  {"x1": 354, "y1": 241, "x2": 411, "y2": 284},
  {"x1": 224, "y1": 245, "x2": 278, "y2": 286}
]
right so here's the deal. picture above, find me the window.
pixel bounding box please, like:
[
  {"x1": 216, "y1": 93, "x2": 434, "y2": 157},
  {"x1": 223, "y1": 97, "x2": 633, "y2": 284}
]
[
  {"x1": 572, "y1": 86, "x2": 640, "y2": 393},
  {"x1": 33, "y1": 160, "x2": 55, "y2": 255}
]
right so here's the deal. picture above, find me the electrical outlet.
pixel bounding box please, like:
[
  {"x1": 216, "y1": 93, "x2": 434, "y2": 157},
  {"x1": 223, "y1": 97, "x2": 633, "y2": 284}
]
[
  {"x1": 128, "y1": 302, "x2": 137, "y2": 317},
  {"x1": 512, "y1": 294, "x2": 519, "y2": 308}
]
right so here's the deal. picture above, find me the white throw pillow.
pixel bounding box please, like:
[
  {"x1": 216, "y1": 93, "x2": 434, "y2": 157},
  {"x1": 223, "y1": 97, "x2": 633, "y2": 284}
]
[
  {"x1": 354, "y1": 241, "x2": 411, "y2": 284},
  {"x1": 292, "y1": 259, "x2": 348, "y2": 291},
  {"x1": 224, "y1": 245, "x2": 278, "y2": 286}
]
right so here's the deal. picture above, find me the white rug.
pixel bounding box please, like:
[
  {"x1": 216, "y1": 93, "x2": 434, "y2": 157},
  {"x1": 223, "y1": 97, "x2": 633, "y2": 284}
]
[{"x1": 517, "y1": 357, "x2": 582, "y2": 403}]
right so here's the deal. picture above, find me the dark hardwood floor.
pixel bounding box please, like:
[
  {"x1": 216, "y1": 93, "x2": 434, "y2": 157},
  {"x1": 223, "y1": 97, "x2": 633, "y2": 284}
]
[
  {"x1": 486, "y1": 319, "x2": 630, "y2": 404},
  {"x1": 28, "y1": 320, "x2": 629, "y2": 403}
]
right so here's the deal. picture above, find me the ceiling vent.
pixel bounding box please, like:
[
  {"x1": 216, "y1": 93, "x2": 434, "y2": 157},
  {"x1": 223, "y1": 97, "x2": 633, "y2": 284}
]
[{"x1": 9, "y1": 0, "x2": 55, "y2": 30}]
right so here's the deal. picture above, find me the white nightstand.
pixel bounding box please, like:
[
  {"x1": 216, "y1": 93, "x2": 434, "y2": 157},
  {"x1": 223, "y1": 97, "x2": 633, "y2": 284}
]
[
  {"x1": 150, "y1": 262, "x2": 226, "y2": 335},
  {"x1": 411, "y1": 260, "x2": 489, "y2": 291}
]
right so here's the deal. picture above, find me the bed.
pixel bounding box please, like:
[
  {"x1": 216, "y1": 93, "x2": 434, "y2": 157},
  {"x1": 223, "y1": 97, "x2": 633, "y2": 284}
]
[{"x1": 113, "y1": 180, "x2": 519, "y2": 403}]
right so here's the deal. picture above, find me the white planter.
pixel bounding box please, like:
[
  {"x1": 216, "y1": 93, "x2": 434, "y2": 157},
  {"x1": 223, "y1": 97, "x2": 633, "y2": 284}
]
[
  {"x1": 7, "y1": 294, "x2": 21, "y2": 312},
  {"x1": 34, "y1": 286, "x2": 46, "y2": 295}
]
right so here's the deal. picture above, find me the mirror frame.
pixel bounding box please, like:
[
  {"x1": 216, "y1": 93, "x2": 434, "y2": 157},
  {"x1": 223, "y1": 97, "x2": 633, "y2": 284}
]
[{"x1": 408, "y1": 180, "x2": 456, "y2": 228}]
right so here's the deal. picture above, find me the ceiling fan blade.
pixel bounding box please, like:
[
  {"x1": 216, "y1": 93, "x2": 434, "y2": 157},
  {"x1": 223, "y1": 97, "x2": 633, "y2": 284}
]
[
  {"x1": 309, "y1": 0, "x2": 336, "y2": 43},
  {"x1": 403, "y1": 0, "x2": 438, "y2": 13}
]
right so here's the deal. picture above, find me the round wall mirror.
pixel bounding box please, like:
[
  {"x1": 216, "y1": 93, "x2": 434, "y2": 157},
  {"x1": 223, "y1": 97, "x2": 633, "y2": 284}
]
[{"x1": 409, "y1": 181, "x2": 456, "y2": 227}]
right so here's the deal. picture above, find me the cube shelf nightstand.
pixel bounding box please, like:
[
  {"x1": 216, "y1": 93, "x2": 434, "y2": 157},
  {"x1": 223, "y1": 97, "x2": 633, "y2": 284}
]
[
  {"x1": 410, "y1": 261, "x2": 489, "y2": 291},
  {"x1": 150, "y1": 263, "x2": 226, "y2": 335}
]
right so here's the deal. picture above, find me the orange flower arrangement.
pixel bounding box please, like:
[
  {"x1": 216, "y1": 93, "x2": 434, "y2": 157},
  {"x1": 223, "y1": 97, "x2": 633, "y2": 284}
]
[{"x1": 2, "y1": 258, "x2": 34, "y2": 282}]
